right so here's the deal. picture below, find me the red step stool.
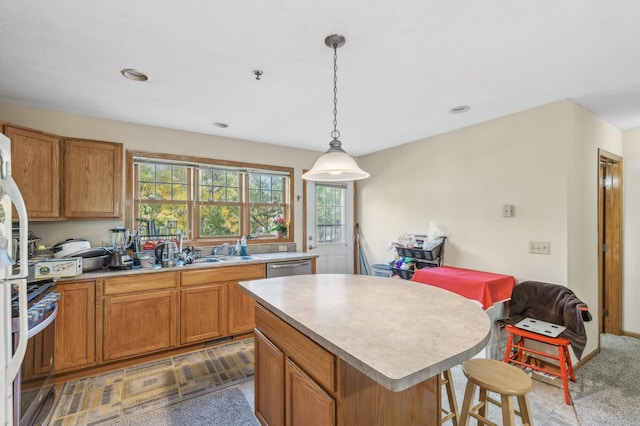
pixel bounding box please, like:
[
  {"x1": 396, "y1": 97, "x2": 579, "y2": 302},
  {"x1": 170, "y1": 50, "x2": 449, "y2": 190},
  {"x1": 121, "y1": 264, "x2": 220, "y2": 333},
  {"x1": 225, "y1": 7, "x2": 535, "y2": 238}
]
[{"x1": 503, "y1": 324, "x2": 575, "y2": 404}]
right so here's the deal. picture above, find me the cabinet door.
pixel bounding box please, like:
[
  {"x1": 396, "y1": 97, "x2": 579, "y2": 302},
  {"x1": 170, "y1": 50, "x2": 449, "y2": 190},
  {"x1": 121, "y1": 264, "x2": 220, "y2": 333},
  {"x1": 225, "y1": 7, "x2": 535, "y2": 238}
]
[
  {"x1": 285, "y1": 358, "x2": 336, "y2": 426},
  {"x1": 55, "y1": 281, "x2": 96, "y2": 371},
  {"x1": 228, "y1": 282, "x2": 256, "y2": 335},
  {"x1": 63, "y1": 138, "x2": 122, "y2": 218},
  {"x1": 4, "y1": 125, "x2": 62, "y2": 219},
  {"x1": 255, "y1": 330, "x2": 284, "y2": 426},
  {"x1": 33, "y1": 320, "x2": 56, "y2": 377},
  {"x1": 180, "y1": 283, "x2": 227, "y2": 344},
  {"x1": 103, "y1": 289, "x2": 178, "y2": 361}
]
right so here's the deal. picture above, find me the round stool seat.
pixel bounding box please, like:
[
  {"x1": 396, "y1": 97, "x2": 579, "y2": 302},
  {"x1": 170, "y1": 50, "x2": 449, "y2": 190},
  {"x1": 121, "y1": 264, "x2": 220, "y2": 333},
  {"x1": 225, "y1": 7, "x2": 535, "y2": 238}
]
[{"x1": 463, "y1": 358, "x2": 533, "y2": 396}]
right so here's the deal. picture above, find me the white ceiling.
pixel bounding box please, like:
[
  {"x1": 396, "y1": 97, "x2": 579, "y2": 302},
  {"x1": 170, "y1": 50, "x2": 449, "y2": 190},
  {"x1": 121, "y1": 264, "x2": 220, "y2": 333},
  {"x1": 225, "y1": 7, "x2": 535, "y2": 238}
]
[{"x1": 1, "y1": 1, "x2": 640, "y2": 156}]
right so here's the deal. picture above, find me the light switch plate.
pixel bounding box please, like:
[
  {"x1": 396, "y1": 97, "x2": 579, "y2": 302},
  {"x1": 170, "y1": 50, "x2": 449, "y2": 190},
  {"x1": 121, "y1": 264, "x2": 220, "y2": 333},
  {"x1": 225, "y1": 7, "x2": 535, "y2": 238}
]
[
  {"x1": 279, "y1": 245, "x2": 288, "y2": 252},
  {"x1": 529, "y1": 241, "x2": 550, "y2": 255}
]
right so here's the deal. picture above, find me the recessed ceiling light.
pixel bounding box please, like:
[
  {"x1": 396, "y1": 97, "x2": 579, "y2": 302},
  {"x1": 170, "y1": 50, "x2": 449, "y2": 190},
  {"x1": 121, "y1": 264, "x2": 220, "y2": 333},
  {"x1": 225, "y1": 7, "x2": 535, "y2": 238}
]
[
  {"x1": 121, "y1": 68, "x2": 149, "y2": 81},
  {"x1": 449, "y1": 105, "x2": 470, "y2": 114},
  {"x1": 213, "y1": 122, "x2": 229, "y2": 128}
]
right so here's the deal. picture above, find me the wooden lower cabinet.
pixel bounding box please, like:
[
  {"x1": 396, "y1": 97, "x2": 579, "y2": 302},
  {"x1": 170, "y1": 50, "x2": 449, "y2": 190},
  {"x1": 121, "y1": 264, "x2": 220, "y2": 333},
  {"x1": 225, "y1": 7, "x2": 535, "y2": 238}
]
[
  {"x1": 181, "y1": 264, "x2": 264, "y2": 344},
  {"x1": 22, "y1": 325, "x2": 56, "y2": 381},
  {"x1": 55, "y1": 280, "x2": 95, "y2": 372},
  {"x1": 255, "y1": 305, "x2": 337, "y2": 426},
  {"x1": 181, "y1": 283, "x2": 227, "y2": 344},
  {"x1": 103, "y1": 272, "x2": 178, "y2": 362},
  {"x1": 255, "y1": 303, "x2": 440, "y2": 426},
  {"x1": 255, "y1": 330, "x2": 285, "y2": 426},
  {"x1": 285, "y1": 358, "x2": 335, "y2": 426},
  {"x1": 228, "y1": 282, "x2": 257, "y2": 334}
]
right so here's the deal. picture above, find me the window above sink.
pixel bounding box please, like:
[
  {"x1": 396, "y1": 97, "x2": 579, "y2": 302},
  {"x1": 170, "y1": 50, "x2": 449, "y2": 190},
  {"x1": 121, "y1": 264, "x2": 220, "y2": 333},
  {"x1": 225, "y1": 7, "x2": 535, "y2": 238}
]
[{"x1": 127, "y1": 151, "x2": 293, "y2": 246}]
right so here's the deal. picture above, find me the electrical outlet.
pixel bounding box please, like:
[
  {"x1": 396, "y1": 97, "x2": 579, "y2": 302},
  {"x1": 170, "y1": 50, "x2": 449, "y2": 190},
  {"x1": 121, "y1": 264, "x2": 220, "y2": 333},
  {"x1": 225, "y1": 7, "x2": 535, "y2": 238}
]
[
  {"x1": 279, "y1": 245, "x2": 288, "y2": 252},
  {"x1": 502, "y1": 204, "x2": 514, "y2": 217},
  {"x1": 529, "y1": 241, "x2": 550, "y2": 255}
]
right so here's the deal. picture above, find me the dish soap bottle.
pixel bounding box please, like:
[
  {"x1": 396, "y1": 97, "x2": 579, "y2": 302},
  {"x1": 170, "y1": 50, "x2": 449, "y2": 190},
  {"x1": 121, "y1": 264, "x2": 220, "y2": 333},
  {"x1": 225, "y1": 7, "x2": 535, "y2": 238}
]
[
  {"x1": 235, "y1": 240, "x2": 241, "y2": 256},
  {"x1": 240, "y1": 236, "x2": 247, "y2": 256}
]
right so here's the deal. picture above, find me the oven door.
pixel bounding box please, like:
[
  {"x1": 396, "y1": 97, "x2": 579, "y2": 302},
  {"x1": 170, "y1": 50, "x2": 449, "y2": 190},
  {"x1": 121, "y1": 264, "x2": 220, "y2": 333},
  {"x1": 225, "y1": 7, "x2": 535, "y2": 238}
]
[{"x1": 14, "y1": 305, "x2": 57, "y2": 426}]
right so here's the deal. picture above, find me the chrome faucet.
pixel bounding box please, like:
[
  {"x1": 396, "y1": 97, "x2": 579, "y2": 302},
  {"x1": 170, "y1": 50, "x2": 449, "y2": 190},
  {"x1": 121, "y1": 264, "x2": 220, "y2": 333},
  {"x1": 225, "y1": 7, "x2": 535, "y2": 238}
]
[{"x1": 212, "y1": 243, "x2": 230, "y2": 256}]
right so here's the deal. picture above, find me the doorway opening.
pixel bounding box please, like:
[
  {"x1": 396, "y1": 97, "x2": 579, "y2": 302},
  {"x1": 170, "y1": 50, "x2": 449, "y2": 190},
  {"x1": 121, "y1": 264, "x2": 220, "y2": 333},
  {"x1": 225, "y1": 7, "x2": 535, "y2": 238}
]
[{"x1": 598, "y1": 149, "x2": 622, "y2": 335}]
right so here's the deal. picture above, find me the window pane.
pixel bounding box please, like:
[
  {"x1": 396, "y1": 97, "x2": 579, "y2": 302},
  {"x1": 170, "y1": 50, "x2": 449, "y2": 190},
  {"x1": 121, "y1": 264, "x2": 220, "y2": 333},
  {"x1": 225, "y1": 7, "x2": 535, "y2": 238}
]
[
  {"x1": 316, "y1": 184, "x2": 345, "y2": 244},
  {"x1": 248, "y1": 173, "x2": 288, "y2": 205},
  {"x1": 135, "y1": 158, "x2": 291, "y2": 241},
  {"x1": 200, "y1": 205, "x2": 240, "y2": 237},
  {"x1": 250, "y1": 206, "x2": 284, "y2": 235},
  {"x1": 138, "y1": 202, "x2": 188, "y2": 235},
  {"x1": 200, "y1": 169, "x2": 240, "y2": 202}
]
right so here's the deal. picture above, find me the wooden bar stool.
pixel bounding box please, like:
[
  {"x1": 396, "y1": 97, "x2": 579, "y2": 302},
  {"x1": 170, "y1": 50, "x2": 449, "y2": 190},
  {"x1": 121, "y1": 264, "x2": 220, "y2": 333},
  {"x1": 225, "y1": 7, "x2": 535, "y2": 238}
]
[
  {"x1": 459, "y1": 359, "x2": 533, "y2": 426},
  {"x1": 441, "y1": 369, "x2": 459, "y2": 425}
]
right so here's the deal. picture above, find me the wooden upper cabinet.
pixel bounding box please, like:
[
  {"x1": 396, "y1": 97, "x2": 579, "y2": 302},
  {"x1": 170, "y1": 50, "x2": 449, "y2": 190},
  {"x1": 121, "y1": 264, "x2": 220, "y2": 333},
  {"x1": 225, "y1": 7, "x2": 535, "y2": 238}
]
[
  {"x1": 3, "y1": 125, "x2": 62, "y2": 219},
  {"x1": 63, "y1": 138, "x2": 123, "y2": 218}
]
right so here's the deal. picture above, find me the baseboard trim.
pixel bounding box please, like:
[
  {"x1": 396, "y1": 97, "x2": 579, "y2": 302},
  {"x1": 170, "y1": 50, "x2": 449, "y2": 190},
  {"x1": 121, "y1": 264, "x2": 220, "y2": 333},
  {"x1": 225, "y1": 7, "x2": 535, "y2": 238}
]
[{"x1": 622, "y1": 330, "x2": 640, "y2": 339}]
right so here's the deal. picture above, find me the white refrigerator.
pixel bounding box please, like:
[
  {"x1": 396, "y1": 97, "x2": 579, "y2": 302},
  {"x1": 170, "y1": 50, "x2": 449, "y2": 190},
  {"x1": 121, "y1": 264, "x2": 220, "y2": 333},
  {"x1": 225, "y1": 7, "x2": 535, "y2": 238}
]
[{"x1": 0, "y1": 133, "x2": 29, "y2": 425}]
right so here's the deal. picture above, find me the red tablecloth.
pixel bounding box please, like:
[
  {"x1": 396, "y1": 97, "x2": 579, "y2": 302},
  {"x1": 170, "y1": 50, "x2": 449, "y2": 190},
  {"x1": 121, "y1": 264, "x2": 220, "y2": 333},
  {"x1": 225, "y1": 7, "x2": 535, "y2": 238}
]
[{"x1": 411, "y1": 266, "x2": 516, "y2": 310}]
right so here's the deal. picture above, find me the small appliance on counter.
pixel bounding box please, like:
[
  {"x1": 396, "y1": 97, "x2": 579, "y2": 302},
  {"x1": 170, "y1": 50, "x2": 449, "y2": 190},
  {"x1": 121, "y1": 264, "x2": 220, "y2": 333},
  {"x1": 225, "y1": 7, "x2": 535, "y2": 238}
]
[
  {"x1": 34, "y1": 258, "x2": 82, "y2": 279},
  {"x1": 51, "y1": 238, "x2": 91, "y2": 258},
  {"x1": 12, "y1": 228, "x2": 42, "y2": 262},
  {"x1": 62, "y1": 247, "x2": 111, "y2": 272},
  {"x1": 154, "y1": 241, "x2": 179, "y2": 268},
  {"x1": 109, "y1": 227, "x2": 134, "y2": 269}
]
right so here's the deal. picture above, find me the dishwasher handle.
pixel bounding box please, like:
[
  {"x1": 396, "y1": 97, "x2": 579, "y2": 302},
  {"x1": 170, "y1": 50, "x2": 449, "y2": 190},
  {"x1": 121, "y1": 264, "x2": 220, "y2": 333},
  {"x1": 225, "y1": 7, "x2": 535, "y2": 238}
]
[{"x1": 268, "y1": 261, "x2": 311, "y2": 269}]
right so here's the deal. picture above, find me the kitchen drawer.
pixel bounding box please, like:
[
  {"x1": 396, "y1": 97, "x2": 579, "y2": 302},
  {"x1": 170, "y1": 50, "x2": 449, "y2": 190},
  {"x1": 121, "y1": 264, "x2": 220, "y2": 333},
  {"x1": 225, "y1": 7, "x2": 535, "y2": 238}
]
[
  {"x1": 181, "y1": 264, "x2": 265, "y2": 286},
  {"x1": 104, "y1": 271, "x2": 178, "y2": 295},
  {"x1": 256, "y1": 303, "x2": 336, "y2": 393}
]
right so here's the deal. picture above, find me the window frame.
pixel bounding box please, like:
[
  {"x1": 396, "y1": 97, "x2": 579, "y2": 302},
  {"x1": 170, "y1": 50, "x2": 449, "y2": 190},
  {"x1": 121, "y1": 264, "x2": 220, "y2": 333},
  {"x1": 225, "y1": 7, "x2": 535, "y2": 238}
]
[{"x1": 126, "y1": 150, "x2": 294, "y2": 246}]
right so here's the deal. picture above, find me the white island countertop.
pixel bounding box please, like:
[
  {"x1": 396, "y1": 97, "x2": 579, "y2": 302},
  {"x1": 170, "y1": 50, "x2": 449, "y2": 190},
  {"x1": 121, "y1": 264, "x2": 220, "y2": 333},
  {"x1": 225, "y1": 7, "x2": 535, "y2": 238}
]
[{"x1": 240, "y1": 273, "x2": 491, "y2": 392}]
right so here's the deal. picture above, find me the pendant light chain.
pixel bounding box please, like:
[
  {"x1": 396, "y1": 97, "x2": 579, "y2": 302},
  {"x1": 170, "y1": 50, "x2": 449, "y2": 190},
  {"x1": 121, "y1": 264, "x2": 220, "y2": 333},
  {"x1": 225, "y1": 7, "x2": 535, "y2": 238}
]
[{"x1": 331, "y1": 43, "x2": 340, "y2": 141}]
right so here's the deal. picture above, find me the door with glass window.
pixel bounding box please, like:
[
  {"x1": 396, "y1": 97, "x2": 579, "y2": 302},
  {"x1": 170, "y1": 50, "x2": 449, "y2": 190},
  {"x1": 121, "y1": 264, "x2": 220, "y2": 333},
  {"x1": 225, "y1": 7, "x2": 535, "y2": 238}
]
[{"x1": 305, "y1": 182, "x2": 354, "y2": 274}]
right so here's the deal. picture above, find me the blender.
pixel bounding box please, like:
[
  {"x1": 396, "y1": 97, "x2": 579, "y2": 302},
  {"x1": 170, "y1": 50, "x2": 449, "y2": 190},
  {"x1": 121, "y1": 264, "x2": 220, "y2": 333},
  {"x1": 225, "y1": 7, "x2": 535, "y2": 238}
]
[{"x1": 109, "y1": 227, "x2": 134, "y2": 269}]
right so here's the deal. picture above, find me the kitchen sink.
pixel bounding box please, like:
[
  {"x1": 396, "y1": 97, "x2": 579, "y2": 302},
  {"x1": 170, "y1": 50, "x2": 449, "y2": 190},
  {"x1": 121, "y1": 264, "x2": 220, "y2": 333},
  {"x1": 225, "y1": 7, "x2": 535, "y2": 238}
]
[{"x1": 193, "y1": 256, "x2": 226, "y2": 263}]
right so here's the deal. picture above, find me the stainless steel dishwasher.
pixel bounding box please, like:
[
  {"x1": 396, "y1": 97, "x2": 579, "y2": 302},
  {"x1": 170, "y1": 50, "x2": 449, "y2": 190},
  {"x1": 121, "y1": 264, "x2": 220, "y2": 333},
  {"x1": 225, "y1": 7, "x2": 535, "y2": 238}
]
[{"x1": 266, "y1": 260, "x2": 313, "y2": 278}]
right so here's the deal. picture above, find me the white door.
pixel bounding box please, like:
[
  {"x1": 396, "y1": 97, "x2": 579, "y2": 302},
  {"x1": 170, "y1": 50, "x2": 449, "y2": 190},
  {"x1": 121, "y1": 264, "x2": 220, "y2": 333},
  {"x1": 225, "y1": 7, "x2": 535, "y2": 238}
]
[{"x1": 305, "y1": 182, "x2": 354, "y2": 274}]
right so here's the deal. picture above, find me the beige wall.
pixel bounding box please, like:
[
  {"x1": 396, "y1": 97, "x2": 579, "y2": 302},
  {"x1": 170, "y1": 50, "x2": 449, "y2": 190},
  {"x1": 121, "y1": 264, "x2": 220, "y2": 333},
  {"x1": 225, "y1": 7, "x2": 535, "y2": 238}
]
[
  {"x1": 357, "y1": 100, "x2": 624, "y2": 358},
  {"x1": 623, "y1": 128, "x2": 640, "y2": 334},
  {"x1": 5, "y1": 99, "x2": 637, "y2": 357},
  {"x1": 0, "y1": 102, "x2": 320, "y2": 248}
]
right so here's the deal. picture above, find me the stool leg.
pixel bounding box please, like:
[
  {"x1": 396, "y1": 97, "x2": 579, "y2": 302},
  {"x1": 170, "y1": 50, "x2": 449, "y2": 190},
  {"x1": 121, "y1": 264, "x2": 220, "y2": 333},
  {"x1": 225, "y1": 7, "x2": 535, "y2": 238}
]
[
  {"x1": 478, "y1": 387, "x2": 488, "y2": 423},
  {"x1": 500, "y1": 394, "x2": 516, "y2": 426},
  {"x1": 504, "y1": 332, "x2": 515, "y2": 362},
  {"x1": 458, "y1": 380, "x2": 477, "y2": 426},
  {"x1": 558, "y1": 345, "x2": 571, "y2": 404},
  {"x1": 442, "y1": 370, "x2": 459, "y2": 425},
  {"x1": 517, "y1": 395, "x2": 533, "y2": 426},
  {"x1": 564, "y1": 346, "x2": 576, "y2": 381},
  {"x1": 515, "y1": 337, "x2": 526, "y2": 363}
]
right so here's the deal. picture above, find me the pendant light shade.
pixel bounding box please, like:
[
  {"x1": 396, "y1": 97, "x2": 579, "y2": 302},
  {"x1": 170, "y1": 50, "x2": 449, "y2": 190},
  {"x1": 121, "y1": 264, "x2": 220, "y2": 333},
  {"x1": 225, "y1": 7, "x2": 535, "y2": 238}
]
[{"x1": 302, "y1": 34, "x2": 370, "y2": 182}]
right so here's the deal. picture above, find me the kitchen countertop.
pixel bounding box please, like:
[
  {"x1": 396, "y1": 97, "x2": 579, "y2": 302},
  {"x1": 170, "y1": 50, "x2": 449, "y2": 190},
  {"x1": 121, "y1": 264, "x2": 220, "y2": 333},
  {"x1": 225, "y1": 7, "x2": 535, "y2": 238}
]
[
  {"x1": 59, "y1": 251, "x2": 317, "y2": 281},
  {"x1": 240, "y1": 274, "x2": 491, "y2": 392}
]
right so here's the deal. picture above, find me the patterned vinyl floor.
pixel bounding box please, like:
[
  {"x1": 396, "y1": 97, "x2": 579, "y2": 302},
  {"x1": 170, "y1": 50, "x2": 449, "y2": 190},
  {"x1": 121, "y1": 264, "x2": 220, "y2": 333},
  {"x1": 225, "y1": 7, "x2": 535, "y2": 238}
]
[{"x1": 50, "y1": 339, "x2": 254, "y2": 426}]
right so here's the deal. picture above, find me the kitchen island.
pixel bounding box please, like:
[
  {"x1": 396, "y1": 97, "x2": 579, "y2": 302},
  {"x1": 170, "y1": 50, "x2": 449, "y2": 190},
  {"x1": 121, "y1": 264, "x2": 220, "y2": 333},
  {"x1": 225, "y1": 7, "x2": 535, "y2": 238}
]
[{"x1": 240, "y1": 274, "x2": 491, "y2": 426}]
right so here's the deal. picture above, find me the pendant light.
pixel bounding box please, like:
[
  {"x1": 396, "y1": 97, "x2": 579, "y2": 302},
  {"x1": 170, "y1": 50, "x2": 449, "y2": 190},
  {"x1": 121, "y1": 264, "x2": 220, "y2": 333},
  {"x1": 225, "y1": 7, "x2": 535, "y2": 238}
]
[{"x1": 302, "y1": 34, "x2": 370, "y2": 182}]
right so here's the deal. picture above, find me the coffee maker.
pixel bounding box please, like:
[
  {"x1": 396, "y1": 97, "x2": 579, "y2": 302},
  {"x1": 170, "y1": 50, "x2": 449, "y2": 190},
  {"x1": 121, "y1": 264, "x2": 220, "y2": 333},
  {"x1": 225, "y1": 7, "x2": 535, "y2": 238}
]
[{"x1": 109, "y1": 227, "x2": 134, "y2": 269}]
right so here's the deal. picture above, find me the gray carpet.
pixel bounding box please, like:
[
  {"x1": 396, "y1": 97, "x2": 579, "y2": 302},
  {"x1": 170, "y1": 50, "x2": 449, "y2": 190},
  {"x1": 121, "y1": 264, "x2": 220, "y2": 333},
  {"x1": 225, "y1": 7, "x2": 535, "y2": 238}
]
[
  {"x1": 109, "y1": 387, "x2": 258, "y2": 426},
  {"x1": 571, "y1": 333, "x2": 640, "y2": 425}
]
